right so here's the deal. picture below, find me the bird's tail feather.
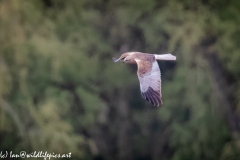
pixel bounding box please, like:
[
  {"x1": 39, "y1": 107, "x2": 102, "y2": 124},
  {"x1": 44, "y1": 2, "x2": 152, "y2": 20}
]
[{"x1": 154, "y1": 53, "x2": 176, "y2": 60}]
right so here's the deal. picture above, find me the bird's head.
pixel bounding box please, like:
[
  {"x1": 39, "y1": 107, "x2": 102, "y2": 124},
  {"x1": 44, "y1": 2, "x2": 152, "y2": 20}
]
[{"x1": 112, "y1": 52, "x2": 136, "y2": 63}]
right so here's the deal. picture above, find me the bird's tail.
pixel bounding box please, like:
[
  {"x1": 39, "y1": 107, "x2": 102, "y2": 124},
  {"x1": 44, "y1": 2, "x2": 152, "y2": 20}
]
[{"x1": 154, "y1": 53, "x2": 176, "y2": 60}]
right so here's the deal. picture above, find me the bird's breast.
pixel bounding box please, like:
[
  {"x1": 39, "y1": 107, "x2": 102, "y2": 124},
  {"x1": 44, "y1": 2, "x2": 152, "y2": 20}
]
[{"x1": 126, "y1": 59, "x2": 137, "y2": 64}]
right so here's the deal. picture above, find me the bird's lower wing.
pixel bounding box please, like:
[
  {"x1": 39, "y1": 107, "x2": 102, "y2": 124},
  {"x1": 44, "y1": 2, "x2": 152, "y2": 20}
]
[{"x1": 136, "y1": 60, "x2": 162, "y2": 106}]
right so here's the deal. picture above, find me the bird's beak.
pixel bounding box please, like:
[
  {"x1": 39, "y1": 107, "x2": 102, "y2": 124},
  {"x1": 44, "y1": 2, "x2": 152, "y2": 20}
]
[{"x1": 112, "y1": 57, "x2": 120, "y2": 62}]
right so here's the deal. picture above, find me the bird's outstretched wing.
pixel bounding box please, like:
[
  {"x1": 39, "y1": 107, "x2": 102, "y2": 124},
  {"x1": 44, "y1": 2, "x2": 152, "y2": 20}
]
[{"x1": 136, "y1": 60, "x2": 162, "y2": 106}]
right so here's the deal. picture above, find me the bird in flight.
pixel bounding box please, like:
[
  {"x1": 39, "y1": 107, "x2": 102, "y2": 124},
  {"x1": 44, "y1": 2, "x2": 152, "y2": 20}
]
[{"x1": 113, "y1": 52, "x2": 176, "y2": 107}]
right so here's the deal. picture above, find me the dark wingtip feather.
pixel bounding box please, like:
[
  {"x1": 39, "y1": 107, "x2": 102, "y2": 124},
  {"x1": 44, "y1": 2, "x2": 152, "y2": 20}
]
[
  {"x1": 141, "y1": 92, "x2": 146, "y2": 99},
  {"x1": 141, "y1": 87, "x2": 163, "y2": 107}
]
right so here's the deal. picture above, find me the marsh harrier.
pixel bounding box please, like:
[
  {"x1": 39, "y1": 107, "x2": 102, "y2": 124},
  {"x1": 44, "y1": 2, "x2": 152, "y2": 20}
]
[{"x1": 113, "y1": 52, "x2": 176, "y2": 107}]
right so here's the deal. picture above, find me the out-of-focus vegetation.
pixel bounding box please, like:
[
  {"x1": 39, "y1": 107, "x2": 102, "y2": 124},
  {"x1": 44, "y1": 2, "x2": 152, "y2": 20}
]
[{"x1": 1, "y1": 0, "x2": 240, "y2": 159}]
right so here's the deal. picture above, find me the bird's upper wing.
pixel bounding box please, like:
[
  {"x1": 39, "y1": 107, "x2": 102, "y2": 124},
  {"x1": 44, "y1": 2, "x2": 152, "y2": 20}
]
[{"x1": 136, "y1": 59, "x2": 162, "y2": 106}]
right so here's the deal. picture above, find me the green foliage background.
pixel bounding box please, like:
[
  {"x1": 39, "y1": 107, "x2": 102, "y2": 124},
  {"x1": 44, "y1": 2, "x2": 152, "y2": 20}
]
[{"x1": 0, "y1": 0, "x2": 240, "y2": 160}]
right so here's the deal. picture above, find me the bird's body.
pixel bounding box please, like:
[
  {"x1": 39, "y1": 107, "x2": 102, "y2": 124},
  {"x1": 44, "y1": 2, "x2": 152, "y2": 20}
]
[{"x1": 113, "y1": 52, "x2": 176, "y2": 107}]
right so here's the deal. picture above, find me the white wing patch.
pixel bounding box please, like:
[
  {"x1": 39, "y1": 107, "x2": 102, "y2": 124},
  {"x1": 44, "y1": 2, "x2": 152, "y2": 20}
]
[{"x1": 136, "y1": 60, "x2": 163, "y2": 106}]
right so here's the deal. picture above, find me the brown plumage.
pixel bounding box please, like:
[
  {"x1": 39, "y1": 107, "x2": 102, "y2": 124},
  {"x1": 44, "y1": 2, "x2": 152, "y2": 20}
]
[{"x1": 113, "y1": 52, "x2": 176, "y2": 107}]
